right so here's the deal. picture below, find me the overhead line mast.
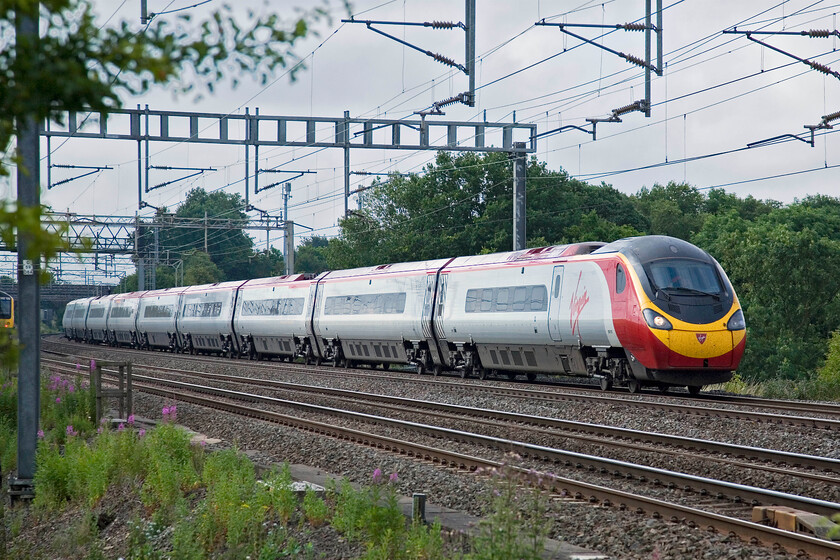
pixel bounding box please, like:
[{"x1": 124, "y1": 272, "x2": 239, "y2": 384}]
[{"x1": 343, "y1": 0, "x2": 476, "y2": 113}]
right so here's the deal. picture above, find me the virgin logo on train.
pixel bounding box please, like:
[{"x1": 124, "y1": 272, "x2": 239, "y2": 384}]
[
  {"x1": 569, "y1": 271, "x2": 590, "y2": 337},
  {"x1": 696, "y1": 333, "x2": 707, "y2": 344}
]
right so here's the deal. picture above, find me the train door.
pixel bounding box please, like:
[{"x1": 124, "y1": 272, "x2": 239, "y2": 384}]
[
  {"x1": 433, "y1": 273, "x2": 448, "y2": 341},
  {"x1": 612, "y1": 261, "x2": 628, "y2": 340},
  {"x1": 547, "y1": 265, "x2": 564, "y2": 342}
]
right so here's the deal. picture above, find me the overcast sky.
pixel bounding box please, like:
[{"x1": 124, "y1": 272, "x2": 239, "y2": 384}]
[{"x1": 3, "y1": 0, "x2": 839, "y2": 283}]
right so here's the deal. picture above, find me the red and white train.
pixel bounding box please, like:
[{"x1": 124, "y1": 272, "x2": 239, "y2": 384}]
[{"x1": 64, "y1": 235, "x2": 746, "y2": 394}]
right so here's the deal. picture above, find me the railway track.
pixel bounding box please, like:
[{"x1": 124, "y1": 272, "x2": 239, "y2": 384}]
[
  {"x1": 44, "y1": 337, "x2": 840, "y2": 430},
  {"x1": 45, "y1": 355, "x2": 840, "y2": 559},
  {"x1": 43, "y1": 356, "x2": 840, "y2": 489}
]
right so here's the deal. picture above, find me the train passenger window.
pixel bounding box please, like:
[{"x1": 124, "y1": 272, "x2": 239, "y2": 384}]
[
  {"x1": 496, "y1": 288, "x2": 510, "y2": 311},
  {"x1": 616, "y1": 264, "x2": 626, "y2": 294},
  {"x1": 465, "y1": 290, "x2": 477, "y2": 313},
  {"x1": 512, "y1": 287, "x2": 528, "y2": 311},
  {"x1": 530, "y1": 285, "x2": 548, "y2": 310},
  {"x1": 480, "y1": 289, "x2": 493, "y2": 312}
]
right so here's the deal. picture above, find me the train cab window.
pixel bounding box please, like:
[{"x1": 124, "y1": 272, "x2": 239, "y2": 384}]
[
  {"x1": 0, "y1": 298, "x2": 10, "y2": 319},
  {"x1": 616, "y1": 264, "x2": 626, "y2": 294}
]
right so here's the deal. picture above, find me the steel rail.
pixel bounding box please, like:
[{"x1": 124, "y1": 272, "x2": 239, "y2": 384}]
[
  {"x1": 43, "y1": 339, "x2": 840, "y2": 428},
  {"x1": 108, "y1": 375, "x2": 840, "y2": 559},
  {"x1": 50, "y1": 357, "x2": 839, "y2": 475},
  {"x1": 69, "y1": 363, "x2": 840, "y2": 520}
]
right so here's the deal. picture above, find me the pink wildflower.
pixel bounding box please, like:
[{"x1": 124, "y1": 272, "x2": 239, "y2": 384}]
[
  {"x1": 76, "y1": 363, "x2": 81, "y2": 370},
  {"x1": 127, "y1": 414, "x2": 135, "y2": 425},
  {"x1": 200, "y1": 440, "x2": 206, "y2": 447},
  {"x1": 372, "y1": 468, "x2": 383, "y2": 484},
  {"x1": 37, "y1": 429, "x2": 44, "y2": 439},
  {"x1": 97, "y1": 427, "x2": 103, "y2": 434},
  {"x1": 117, "y1": 423, "x2": 125, "y2": 431},
  {"x1": 66, "y1": 425, "x2": 78, "y2": 437},
  {"x1": 90, "y1": 359, "x2": 96, "y2": 371},
  {"x1": 138, "y1": 429, "x2": 146, "y2": 438},
  {"x1": 389, "y1": 472, "x2": 398, "y2": 484},
  {"x1": 67, "y1": 384, "x2": 75, "y2": 393},
  {"x1": 55, "y1": 397, "x2": 61, "y2": 404}
]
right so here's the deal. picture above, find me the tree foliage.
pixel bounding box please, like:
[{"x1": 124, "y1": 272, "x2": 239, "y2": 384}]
[{"x1": 326, "y1": 151, "x2": 646, "y2": 268}]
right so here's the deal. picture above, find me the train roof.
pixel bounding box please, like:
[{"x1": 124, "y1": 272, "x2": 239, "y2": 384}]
[
  {"x1": 593, "y1": 235, "x2": 714, "y2": 263},
  {"x1": 321, "y1": 259, "x2": 452, "y2": 280},
  {"x1": 445, "y1": 242, "x2": 606, "y2": 270},
  {"x1": 239, "y1": 274, "x2": 317, "y2": 289}
]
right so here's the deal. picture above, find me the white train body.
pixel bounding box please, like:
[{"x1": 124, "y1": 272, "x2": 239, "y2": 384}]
[
  {"x1": 176, "y1": 281, "x2": 246, "y2": 354},
  {"x1": 85, "y1": 295, "x2": 115, "y2": 342},
  {"x1": 136, "y1": 287, "x2": 187, "y2": 350},
  {"x1": 107, "y1": 292, "x2": 143, "y2": 345},
  {"x1": 313, "y1": 260, "x2": 449, "y2": 365},
  {"x1": 438, "y1": 246, "x2": 618, "y2": 374},
  {"x1": 64, "y1": 297, "x2": 94, "y2": 339},
  {"x1": 233, "y1": 275, "x2": 318, "y2": 359}
]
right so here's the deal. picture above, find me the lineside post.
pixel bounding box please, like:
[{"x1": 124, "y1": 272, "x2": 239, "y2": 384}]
[
  {"x1": 11, "y1": 3, "x2": 41, "y2": 501},
  {"x1": 512, "y1": 142, "x2": 527, "y2": 251}
]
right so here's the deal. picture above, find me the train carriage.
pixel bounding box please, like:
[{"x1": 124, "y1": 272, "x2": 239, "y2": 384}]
[
  {"x1": 311, "y1": 259, "x2": 450, "y2": 370},
  {"x1": 435, "y1": 243, "x2": 608, "y2": 380},
  {"x1": 0, "y1": 291, "x2": 13, "y2": 329},
  {"x1": 176, "y1": 280, "x2": 248, "y2": 356},
  {"x1": 233, "y1": 274, "x2": 320, "y2": 361},
  {"x1": 85, "y1": 295, "x2": 115, "y2": 343},
  {"x1": 136, "y1": 287, "x2": 189, "y2": 351},
  {"x1": 67, "y1": 297, "x2": 95, "y2": 341},
  {"x1": 107, "y1": 292, "x2": 144, "y2": 346}
]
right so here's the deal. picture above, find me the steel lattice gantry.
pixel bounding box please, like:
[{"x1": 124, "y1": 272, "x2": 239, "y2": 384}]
[{"x1": 42, "y1": 106, "x2": 536, "y2": 222}]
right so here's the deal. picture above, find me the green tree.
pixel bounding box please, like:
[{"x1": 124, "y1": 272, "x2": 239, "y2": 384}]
[
  {"x1": 295, "y1": 236, "x2": 329, "y2": 274},
  {"x1": 695, "y1": 204, "x2": 840, "y2": 380},
  {"x1": 183, "y1": 250, "x2": 223, "y2": 285},
  {"x1": 327, "y1": 152, "x2": 646, "y2": 268},
  {"x1": 632, "y1": 181, "x2": 705, "y2": 240}
]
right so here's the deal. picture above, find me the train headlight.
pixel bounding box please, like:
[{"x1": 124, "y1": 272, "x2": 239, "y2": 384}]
[
  {"x1": 727, "y1": 309, "x2": 746, "y2": 330},
  {"x1": 643, "y1": 308, "x2": 672, "y2": 330}
]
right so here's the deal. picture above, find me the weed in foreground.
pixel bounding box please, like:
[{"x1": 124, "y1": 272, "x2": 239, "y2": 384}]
[{"x1": 467, "y1": 454, "x2": 552, "y2": 560}]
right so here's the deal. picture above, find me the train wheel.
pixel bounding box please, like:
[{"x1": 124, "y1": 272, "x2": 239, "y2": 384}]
[
  {"x1": 433, "y1": 365, "x2": 443, "y2": 377},
  {"x1": 415, "y1": 362, "x2": 425, "y2": 375},
  {"x1": 506, "y1": 371, "x2": 517, "y2": 380},
  {"x1": 599, "y1": 376, "x2": 613, "y2": 391},
  {"x1": 477, "y1": 367, "x2": 487, "y2": 380},
  {"x1": 687, "y1": 385, "x2": 702, "y2": 396},
  {"x1": 315, "y1": 357, "x2": 322, "y2": 367},
  {"x1": 526, "y1": 372, "x2": 537, "y2": 382},
  {"x1": 460, "y1": 367, "x2": 469, "y2": 379},
  {"x1": 627, "y1": 379, "x2": 641, "y2": 394},
  {"x1": 382, "y1": 363, "x2": 390, "y2": 370},
  {"x1": 658, "y1": 384, "x2": 669, "y2": 394}
]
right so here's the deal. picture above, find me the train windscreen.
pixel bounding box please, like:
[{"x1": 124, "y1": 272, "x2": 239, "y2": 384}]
[
  {"x1": 647, "y1": 259, "x2": 723, "y2": 296},
  {"x1": 0, "y1": 297, "x2": 11, "y2": 319}
]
